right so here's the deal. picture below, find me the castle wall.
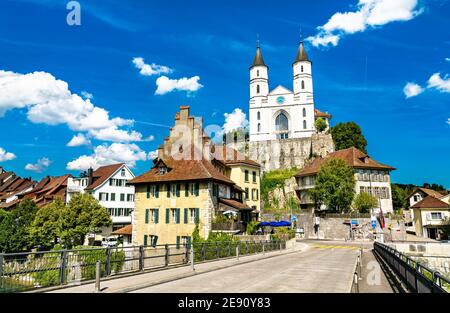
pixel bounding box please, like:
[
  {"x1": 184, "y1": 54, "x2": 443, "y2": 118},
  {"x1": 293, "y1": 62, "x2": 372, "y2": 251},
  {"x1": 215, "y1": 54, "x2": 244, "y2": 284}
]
[{"x1": 249, "y1": 133, "x2": 334, "y2": 172}]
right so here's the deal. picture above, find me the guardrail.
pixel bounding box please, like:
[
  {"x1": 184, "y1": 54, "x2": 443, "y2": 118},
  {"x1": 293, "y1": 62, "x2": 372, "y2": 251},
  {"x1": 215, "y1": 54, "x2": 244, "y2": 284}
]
[
  {"x1": 374, "y1": 242, "x2": 450, "y2": 293},
  {"x1": 0, "y1": 240, "x2": 285, "y2": 293}
]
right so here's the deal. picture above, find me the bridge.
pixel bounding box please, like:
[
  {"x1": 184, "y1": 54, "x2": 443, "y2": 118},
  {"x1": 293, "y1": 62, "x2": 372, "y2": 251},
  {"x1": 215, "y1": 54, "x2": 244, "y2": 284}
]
[{"x1": 1, "y1": 240, "x2": 448, "y2": 293}]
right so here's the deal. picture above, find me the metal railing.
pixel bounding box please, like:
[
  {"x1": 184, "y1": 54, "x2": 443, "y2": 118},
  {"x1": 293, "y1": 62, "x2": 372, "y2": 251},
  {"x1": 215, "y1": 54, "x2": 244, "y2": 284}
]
[
  {"x1": 374, "y1": 242, "x2": 450, "y2": 293},
  {"x1": 0, "y1": 240, "x2": 285, "y2": 293}
]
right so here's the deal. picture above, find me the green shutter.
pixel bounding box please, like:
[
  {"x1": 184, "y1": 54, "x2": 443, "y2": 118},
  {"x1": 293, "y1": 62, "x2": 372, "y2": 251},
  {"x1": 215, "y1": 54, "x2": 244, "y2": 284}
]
[
  {"x1": 155, "y1": 185, "x2": 159, "y2": 198},
  {"x1": 176, "y1": 236, "x2": 180, "y2": 249},
  {"x1": 185, "y1": 183, "x2": 189, "y2": 197},
  {"x1": 167, "y1": 184, "x2": 170, "y2": 197},
  {"x1": 144, "y1": 235, "x2": 148, "y2": 246},
  {"x1": 184, "y1": 208, "x2": 188, "y2": 224},
  {"x1": 176, "y1": 208, "x2": 181, "y2": 224},
  {"x1": 194, "y1": 182, "x2": 199, "y2": 196},
  {"x1": 155, "y1": 209, "x2": 159, "y2": 224},
  {"x1": 145, "y1": 209, "x2": 149, "y2": 224},
  {"x1": 195, "y1": 208, "x2": 200, "y2": 224},
  {"x1": 176, "y1": 184, "x2": 180, "y2": 197},
  {"x1": 147, "y1": 185, "x2": 150, "y2": 198},
  {"x1": 166, "y1": 208, "x2": 170, "y2": 224}
]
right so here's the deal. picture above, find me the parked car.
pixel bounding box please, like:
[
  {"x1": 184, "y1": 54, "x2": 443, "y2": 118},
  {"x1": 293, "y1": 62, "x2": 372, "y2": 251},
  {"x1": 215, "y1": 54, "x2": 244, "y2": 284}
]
[{"x1": 101, "y1": 236, "x2": 118, "y2": 247}]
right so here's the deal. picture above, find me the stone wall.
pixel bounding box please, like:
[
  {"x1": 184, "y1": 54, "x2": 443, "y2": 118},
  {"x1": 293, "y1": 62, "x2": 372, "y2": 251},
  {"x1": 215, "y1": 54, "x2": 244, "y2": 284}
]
[{"x1": 249, "y1": 133, "x2": 334, "y2": 173}]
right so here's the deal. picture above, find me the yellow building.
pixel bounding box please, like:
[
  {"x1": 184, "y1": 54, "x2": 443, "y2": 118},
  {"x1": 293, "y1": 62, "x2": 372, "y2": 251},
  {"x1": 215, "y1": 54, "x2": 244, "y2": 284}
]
[
  {"x1": 411, "y1": 195, "x2": 450, "y2": 240},
  {"x1": 129, "y1": 106, "x2": 261, "y2": 246}
]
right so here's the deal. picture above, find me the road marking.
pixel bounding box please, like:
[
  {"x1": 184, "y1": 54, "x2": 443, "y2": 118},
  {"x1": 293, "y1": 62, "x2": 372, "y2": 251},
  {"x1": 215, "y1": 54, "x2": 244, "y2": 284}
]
[{"x1": 312, "y1": 244, "x2": 360, "y2": 250}]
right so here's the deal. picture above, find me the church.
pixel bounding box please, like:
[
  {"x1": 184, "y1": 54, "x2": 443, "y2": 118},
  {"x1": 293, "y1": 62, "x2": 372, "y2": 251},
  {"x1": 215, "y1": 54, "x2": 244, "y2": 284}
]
[{"x1": 249, "y1": 37, "x2": 331, "y2": 142}]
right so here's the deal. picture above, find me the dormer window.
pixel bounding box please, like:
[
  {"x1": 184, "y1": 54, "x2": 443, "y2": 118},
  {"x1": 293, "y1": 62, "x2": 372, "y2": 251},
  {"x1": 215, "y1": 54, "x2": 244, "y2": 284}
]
[
  {"x1": 158, "y1": 166, "x2": 167, "y2": 175},
  {"x1": 121, "y1": 168, "x2": 126, "y2": 177}
]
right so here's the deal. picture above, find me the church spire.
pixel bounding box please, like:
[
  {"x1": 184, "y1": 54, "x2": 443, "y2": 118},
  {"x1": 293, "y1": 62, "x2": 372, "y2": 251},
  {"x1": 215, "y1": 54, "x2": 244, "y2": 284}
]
[
  {"x1": 250, "y1": 37, "x2": 267, "y2": 69},
  {"x1": 293, "y1": 33, "x2": 310, "y2": 64}
]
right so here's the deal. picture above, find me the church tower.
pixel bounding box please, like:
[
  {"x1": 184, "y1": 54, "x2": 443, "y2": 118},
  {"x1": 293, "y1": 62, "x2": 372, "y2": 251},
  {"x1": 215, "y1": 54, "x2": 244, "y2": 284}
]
[
  {"x1": 293, "y1": 36, "x2": 313, "y2": 103},
  {"x1": 249, "y1": 42, "x2": 269, "y2": 98}
]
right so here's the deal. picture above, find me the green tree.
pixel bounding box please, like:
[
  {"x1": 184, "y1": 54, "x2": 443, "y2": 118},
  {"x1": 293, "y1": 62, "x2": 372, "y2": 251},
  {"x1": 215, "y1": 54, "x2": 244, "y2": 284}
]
[
  {"x1": 391, "y1": 184, "x2": 410, "y2": 210},
  {"x1": 314, "y1": 117, "x2": 327, "y2": 133},
  {"x1": 0, "y1": 209, "x2": 14, "y2": 252},
  {"x1": 58, "y1": 193, "x2": 112, "y2": 249},
  {"x1": 30, "y1": 199, "x2": 64, "y2": 250},
  {"x1": 191, "y1": 222, "x2": 202, "y2": 243},
  {"x1": 309, "y1": 158, "x2": 356, "y2": 213},
  {"x1": 353, "y1": 192, "x2": 378, "y2": 213},
  {"x1": 331, "y1": 122, "x2": 368, "y2": 153}
]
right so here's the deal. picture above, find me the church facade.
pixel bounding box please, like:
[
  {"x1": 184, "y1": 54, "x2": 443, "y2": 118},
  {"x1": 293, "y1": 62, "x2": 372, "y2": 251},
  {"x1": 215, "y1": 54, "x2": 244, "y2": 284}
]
[{"x1": 249, "y1": 38, "x2": 330, "y2": 142}]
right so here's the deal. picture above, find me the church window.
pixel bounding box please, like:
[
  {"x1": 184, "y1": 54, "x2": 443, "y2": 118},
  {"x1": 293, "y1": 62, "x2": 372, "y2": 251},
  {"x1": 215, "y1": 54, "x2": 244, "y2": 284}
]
[
  {"x1": 257, "y1": 70, "x2": 259, "y2": 77},
  {"x1": 257, "y1": 111, "x2": 260, "y2": 120},
  {"x1": 301, "y1": 65, "x2": 304, "y2": 72},
  {"x1": 257, "y1": 85, "x2": 260, "y2": 94},
  {"x1": 303, "y1": 120, "x2": 307, "y2": 129},
  {"x1": 302, "y1": 108, "x2": 306, "y2": 117},
  {"x1": 301, "y1": 81, "x2": 305, "y2": 90},
  {"x1": 257, "y1": 123, "x2": 261, "y2": 132},
  {"x1": 275, "y1": 113, "x2": 289, "y2": 131}
]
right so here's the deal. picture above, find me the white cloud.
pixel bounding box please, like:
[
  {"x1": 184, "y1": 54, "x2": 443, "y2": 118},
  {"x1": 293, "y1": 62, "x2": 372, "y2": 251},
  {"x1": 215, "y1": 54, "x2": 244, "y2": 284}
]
[
  {"x1": 81, "y1": 91, "x2": 93, "y2": 99},
  {"x1": 446, "y1": 58, "x2": 450, "y2": 62},
  {"x1": 155, "y1": 76, "x2": 203, "y2": 95},
  {"x1": 427, "y1": 73, "x2": 450, "y2": 93},
  {"x1": 132, "y1": 57, "x2": 173, "y2": 76},
  {"x1": 222, "y1": 108, "x2": 249, "y2": 134},
  {"x1": 0, "y1": 70, "x2": 151, "y2": 143},
  {"x1": 447, "y1": 118, "x2": 450, "y2": 125},
  {"x1": 66, "y1": 143, "x2": 147, "y2": 171},
  {"x1": 0, "y1": 147, "x2": 16, "y2": 162},
  {"x1": 403, "y1": 82, "x2": 424, "y2": 98},
  {"x1": 25, "y1": 157, "x2": 51, "y2": 173},
  {"x1": 67, "y1": 133, "x2": 91, "y2": 147},
  {"x1": 307, "y1": 0, "x2": 423, "y2": 47},
  {"x1": 148, "y1": 149, "x2": 158, "y2": 160}
]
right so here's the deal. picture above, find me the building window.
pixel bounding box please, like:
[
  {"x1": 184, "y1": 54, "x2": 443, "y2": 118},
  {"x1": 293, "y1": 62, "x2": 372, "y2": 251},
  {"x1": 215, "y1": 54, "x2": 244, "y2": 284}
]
[
  {"x1": 110, "y1": 193, "x2": 116, "y2": 201},
  {"x1": 301, "y1": 65, "x2": 304, "y2": 72},
  {"x1": 212, "y1": 183, "x2": 219, "y2": 197},
  {"x1": 257, "y1": 70, "x2": 259, "y2": 77},
  {"x1": 275, "y1": 112, "x2": 289, "y2": 139},
  {"x1": 120, "y1": 193, "x2": 125, "y2": 202},
  {"x1": 430, "y1": 212, "x2": 443, "y2": 220},
  {"x1": 121, "y1": 168, "x2": 126, "y2": 177},
  {"x1": 257, "y1": 123, "x2": 261, "y2": 132},
  {"x1": 127, "y1": 194, "x2": 134, "y2": 202},
  {"x1": 99, "y1": 193, "x2": 108, "y2": 201},
  {"x1": 252, "y1": 171, "x2": 257, "y2": 183},
  {"x1": 244, "y1": 170, "x2": 249, "y2": 182},
  {"x1": 301, "y1": 81, "x2": 305, "y2": 90},
  {"x1": 257, "y1": 111, "x2": 260, "y2": 120},
  {"x1": 303, "y1": 108, "x2": 306, "y2": 117},
  {"x1": 245, "y1": 188, "x2": 249, "y2": 200},
  {"x1": 360, "y1": 186, "x2": 365, "y2": 193},
  {"x1": 189, "y1": 208, "x2": 196, "y2": 223},
  {"x1": 257, "y1": 85, "x2": 260, "y2": 94},
  {"x1": 303, "y1": 120, "x2": 307, "y2": 129}
]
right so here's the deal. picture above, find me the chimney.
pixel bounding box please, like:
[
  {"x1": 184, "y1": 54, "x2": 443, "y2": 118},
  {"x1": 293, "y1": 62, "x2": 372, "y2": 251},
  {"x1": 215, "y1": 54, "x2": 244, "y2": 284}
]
[
  {"x1": 87, "y1": 167, "x2": 94, "y2": 185},
  {"x1": 179, "y1": 105, "x2": 190, "y2": 120}
]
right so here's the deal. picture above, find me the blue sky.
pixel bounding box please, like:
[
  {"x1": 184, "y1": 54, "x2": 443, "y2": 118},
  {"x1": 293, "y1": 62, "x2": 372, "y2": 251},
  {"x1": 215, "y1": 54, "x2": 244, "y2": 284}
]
[{"x1": 0, "y1": 0, "x2": 449, "y2": 187}]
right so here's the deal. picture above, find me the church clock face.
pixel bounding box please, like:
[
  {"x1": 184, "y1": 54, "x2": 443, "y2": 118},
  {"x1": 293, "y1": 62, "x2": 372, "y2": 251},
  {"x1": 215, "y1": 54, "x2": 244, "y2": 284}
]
[{"x1": 276, "y1": 96, "x2": 285, "y2": 104}]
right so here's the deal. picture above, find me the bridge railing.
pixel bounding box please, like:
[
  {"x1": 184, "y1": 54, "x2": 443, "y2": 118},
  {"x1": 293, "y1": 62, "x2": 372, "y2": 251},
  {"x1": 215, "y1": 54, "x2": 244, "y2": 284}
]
[
  {"x1": 0, "y1": 240, "x2": 285, "y2": 293},
  {"x1": 374, "y1": 242, "x2": 450, "y2": 293}
]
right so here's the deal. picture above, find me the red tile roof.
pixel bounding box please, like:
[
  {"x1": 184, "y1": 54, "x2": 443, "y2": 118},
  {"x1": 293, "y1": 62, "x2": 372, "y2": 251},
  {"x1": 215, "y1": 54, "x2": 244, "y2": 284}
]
[
  {"x1": 86, "y1": 164, "x2": 124, "y2": 190},
  {"x1": 407, "y1": 187, "x2": 445, "y2": 200},
  {"x1": 315, "y1": 109, "x2": 331, "y2": 119},
  {"x1": 411, "y1": 196, "x2": 450, "y2": 209},
  {"x1": 129, "y1": 156, "x2": 235, "y2": 185},
  {"x1": 213, "y1": 145, "x2": 261, "y2": 168},
  {"x1": 112, "y1": 224, "x2": 132, "y2": 235},
  {"x1": 219, "y1": 198, "x2": 251, "y2": 210},
  {"x1": 296, "y1": 147, "x2": 395, "y2": 177}
]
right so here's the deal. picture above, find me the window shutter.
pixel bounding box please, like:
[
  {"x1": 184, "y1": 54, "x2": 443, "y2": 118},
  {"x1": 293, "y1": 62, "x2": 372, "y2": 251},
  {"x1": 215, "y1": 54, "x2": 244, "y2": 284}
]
[
  {"x1": 185, "y1": 183, "x2": 189, "y2": 197},
  {"x1": 195, "y1": 208, "x2": 200, "y2": 224},
  {"x1": 153, "y1": 235, "x2": 158, "y2": 247},
  {"x1": 176, "y1": 208, "x2": 181, "y2": 224},
  {"x1": 166, "y1": 208, "x2": 170, "y2": 224},
  {"x1": 167, "y1": 184, "x2": 170, "y2": 197},
  {"x1": 147, "y1": 185, "x2": 150, "y2": 198},
  {"x1": 144, "y1": 235, "x2": 148, "y2": 246},
  {"x1": 145, "y1": 209, "x2": 149, "y2": 224},
  {"x1": 155, "y1": 209, "x2": 159, "y2": 224},
  {"x1": 176, "y1": 184, "x2": 180, "y2": 197},
  {"x1": 194, "y1": 182, "x2": 199, "y2": 196},
  {"x1": 155, "y1": 185, "x2": 159, "y2": 198},
  {"x1": 176, "y1": 236, "x2": 180, "y2": 249},
  {"x1": 184, "y1": 208, "x2": 188, "y2": 224}
]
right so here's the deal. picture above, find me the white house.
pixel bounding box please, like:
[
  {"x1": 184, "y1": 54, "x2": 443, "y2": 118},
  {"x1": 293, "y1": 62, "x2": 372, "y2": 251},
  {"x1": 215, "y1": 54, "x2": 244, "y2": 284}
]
[
  {"x1": 249, "y1": 37, "x2": 330, "y2": 142},
  {"x1": 66, "y1": 163, "x2": 135, "y2": 242}
]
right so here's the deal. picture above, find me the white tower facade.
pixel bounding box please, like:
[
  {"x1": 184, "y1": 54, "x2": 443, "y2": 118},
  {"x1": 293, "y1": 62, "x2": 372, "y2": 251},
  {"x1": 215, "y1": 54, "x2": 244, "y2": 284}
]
[{"x1": 249, "y1": 38, "x2": 316, "y2": 142}]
